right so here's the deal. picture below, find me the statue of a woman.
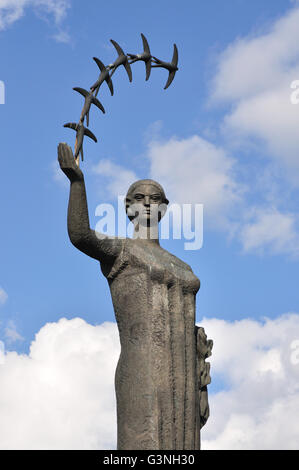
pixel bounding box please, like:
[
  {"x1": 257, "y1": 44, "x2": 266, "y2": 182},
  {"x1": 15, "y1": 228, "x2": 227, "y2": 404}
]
[{"x1": 58, "y1": 142, "x2": 212, "y2": 450}]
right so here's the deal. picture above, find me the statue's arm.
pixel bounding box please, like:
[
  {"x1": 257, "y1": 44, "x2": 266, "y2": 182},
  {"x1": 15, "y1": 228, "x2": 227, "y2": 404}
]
[{"x1": 58, "y1": 143, "x2": 122, "y2": 262}]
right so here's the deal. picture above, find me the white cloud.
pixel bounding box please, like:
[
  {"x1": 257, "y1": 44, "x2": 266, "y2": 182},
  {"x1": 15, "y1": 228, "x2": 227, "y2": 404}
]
[
  {"x1": 33, "y1": 0, "x2": 70, "y2": 24},
  {"x1": 0, "y1": 0, "x2": 25, "y2": 29},
  {"x1": 222, "y1": 84, "x2": 299, "y2": 182},
  {"x1": 4, "y1": 320, "x2": 24, "y2": 344},
  {"x1": 0, "y1": 318, "x2": 119, "y2": 449},
  {"x1": 52, "y1": 28, "x2": 70, "y2": 43},
  {"x1": 239, "y1": 207, "x2": 299, "y2": 257},
  {"x1": 206, "y1": 5, "x2": 299, "y2": 256},
  {"x1": 0, "y1": 0, "x2": 71, "y2": 41},
  {"x1": 0, "y1": 287, "x2": 8, "y2": 305},
  {"x1": 212, "y1": 6, "x2": 299, "y2": 184},
  {"x1": 0, "y1": 315, "x2": 298, "y2": 449},
  {"x1": 92, "y1": 159, "x2": 138, "y2": 199},
  {"x1": 201, "y1": 313, "x2": 299, "y2": 449}
]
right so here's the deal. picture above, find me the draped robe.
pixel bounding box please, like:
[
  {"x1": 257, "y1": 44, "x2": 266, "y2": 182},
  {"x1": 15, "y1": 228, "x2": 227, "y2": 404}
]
[{"x1": 100, "y1": 238, "x2": 202, "y2": 450}]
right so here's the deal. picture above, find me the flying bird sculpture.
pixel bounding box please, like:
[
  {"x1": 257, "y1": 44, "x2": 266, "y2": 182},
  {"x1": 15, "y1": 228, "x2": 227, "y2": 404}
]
[
  {"x1": 152, "y1": 43, "x2": 179, "y2": 89},
  {"x1": 127, "y1": 33, "x2": 152, "y2": 81},
  {"x1": 109, "y1": 39, "x2": 132, "y2": 82},
  {"x1": 63, "y1": 34, "x2": 179, "y2": 166},
  {"x1": 90, "y1": 58, "x2": 114, "y2": 97},
  {"x1": 73, "y1": 87, "x2": 105, "y2": 127},
  {"x1": 63, "y1": 122, "x2": 97, "y2": 163}
]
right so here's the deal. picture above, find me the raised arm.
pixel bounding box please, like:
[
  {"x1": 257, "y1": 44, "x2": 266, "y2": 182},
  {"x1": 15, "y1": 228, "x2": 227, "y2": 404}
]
[{"x1": 58, "y1": 143, "x2": 122, "y2": 262}]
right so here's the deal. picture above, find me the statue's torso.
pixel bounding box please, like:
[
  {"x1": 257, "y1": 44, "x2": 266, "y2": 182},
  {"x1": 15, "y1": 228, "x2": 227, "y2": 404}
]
[
  {"x1": 100, "y1": 238, "x2": 201, "y2": 450},
  {"x1": 101, "y1": 238, "x2": 200, "y2": 290}
]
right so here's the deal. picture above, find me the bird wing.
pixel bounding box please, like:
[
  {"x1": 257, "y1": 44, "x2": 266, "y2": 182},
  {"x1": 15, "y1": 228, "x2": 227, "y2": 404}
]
[
  {"x1": 93, "y1": 57, "x2": 106, "y2": 72},
  {"x1": 64, "y1": 122, "x2": 78, "y2": 131},
  {"x1": 110, "y1": 39, "x2": 125, "y2": 57},
  {"x1": 84, "y1": 127, "x2": 98, "y2": 143},
  {"x1": 141, "y1": 33, "x2": 150, "y2": 55},
  {"x1": 164, "y1": 70, "x2": 176, "y2": 90},
  {"x1": 105, "y1": 76, "x2": 114, "y2": 96},
  {"x1": 91, "y1": 96, "x2": 105, "y2": 114},
  {"x1": 171, "y1": 44, "x2": 178, "y2": 68},
  {"x1": 73, "y1": 87, "x2": 89, "y2": 98},
  {"x1": 145, "y1": 59, "x2": 151, "y2": 81},
  {"x1": 124, "y1": 60, "x2": 133, "y2": 82}
]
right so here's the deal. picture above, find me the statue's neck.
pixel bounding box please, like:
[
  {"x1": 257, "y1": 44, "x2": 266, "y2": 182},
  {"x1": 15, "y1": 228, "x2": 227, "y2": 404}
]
[{"x1": 133, "y1": 223, "x2": 160, "y2": 246}]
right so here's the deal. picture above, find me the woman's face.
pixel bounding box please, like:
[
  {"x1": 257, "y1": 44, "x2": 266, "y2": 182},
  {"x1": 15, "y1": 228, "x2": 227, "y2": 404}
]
[{"x1": 126, "y1": 183, "x2": 165, "y2": 225}]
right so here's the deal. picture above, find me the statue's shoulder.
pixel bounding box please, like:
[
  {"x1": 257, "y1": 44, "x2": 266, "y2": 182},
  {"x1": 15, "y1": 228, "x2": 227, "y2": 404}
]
[{"x1": 164, "y1": 249, "x2": 193, "y2": 272}]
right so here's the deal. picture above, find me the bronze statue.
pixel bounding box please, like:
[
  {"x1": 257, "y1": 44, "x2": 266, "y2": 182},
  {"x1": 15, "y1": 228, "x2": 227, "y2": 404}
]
[
  {"x1": 58, "y1": 143, "x2": 212, "y2": 449},
  {"x1": 59, "y1": 34, "x2": 212, "y2": 450}
]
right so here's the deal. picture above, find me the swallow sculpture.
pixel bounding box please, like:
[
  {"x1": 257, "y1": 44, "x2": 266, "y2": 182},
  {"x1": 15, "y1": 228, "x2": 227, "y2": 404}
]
[
  {"x1": 63, "y1": 122, "x2": 97, "y2": 161},
  {"x1": 63, "y1": 35, "x2": 179, "y2": 165},
  {"x1": 90, "y1": 58, "x2": 114, "y2": 97},
  {"x1": 127, "y1": 33, "x2": 152, "y2": 81},
  {"x1": 108, "y1": 39, "x2": 132, "y2": 82},
  {"x1": 152, "y1": 44, "x2": 178, "y2": 89},
  {"x1": 73, "y1": 87, "x2": 105, "y2": 127}
]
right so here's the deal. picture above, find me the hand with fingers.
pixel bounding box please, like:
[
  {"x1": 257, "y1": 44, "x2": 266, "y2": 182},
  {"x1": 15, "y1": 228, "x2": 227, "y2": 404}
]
[{"x1": 57, "y1": 143, "x2": 84, "y2": 183}]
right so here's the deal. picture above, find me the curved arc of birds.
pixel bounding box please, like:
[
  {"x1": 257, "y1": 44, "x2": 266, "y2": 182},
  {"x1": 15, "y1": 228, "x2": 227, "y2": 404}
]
[{"x1": 63, "y1": 33, "x2": 179, "y2": 165}]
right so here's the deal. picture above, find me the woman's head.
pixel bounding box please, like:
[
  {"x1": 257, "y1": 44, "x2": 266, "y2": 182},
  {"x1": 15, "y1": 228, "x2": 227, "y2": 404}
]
[{"x1": 125, "y1": 179, "x2": 169, "y2": 224}]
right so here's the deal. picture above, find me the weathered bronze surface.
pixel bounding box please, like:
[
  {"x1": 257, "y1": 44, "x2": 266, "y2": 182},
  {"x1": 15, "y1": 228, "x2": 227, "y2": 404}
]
[{"x1": 58, "y1": 143, "x2": 213, "y2": 450}]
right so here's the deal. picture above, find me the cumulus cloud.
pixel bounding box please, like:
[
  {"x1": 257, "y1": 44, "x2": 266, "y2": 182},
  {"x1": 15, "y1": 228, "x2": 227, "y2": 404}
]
[
  {"x1": 0, "y1": 318, "x2": 119, "y2": 449},
  {"x1": 212, "y1": 5, "x2": 299, "y2": 184},
  {"x1": 239, "y1": 207, "x2": 299, "y2": 257},
  {"x1": 0, "y1": 0, "x2": 71, "y2": 42},
  {"x1": 205, "y1": 5, "x2": 299, "y2": 256},
  {"x1": 201, "y1": 314, "x2": 299, "y2": 449},
  {"x1": 0, "y1": 315, "x2": 298, "y2": 449},
  {"x1": 0, "y1": 287, "x2": 8, "y2": 305}
]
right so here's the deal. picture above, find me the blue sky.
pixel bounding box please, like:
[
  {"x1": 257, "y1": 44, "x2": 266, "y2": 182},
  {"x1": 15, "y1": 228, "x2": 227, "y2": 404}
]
[{"x1": 0, "y1": 0, "x2": 299, "y2": 450}]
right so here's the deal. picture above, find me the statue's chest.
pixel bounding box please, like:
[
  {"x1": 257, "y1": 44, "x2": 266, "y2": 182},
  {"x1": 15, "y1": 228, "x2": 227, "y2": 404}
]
[{"x1": 121, "y1": 240, "x2": 200, "y2": 292}]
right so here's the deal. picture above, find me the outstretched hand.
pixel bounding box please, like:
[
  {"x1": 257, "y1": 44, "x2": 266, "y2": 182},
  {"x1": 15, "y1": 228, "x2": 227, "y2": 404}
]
[{"x1": 58, "y1": 143, "x2": 84, "y2": 182}]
